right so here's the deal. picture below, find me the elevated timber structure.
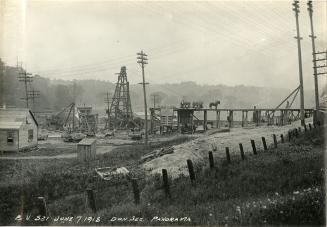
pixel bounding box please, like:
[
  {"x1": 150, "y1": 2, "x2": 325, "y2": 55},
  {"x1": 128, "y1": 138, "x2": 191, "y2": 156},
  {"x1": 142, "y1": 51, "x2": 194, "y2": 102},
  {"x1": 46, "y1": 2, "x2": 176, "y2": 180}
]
[
  {"x1": 150, "y1": 106, "x2": 314, "y2": 134},
  {"x1": 107, "y1": 66, "x2": 133, "y2": 129}
]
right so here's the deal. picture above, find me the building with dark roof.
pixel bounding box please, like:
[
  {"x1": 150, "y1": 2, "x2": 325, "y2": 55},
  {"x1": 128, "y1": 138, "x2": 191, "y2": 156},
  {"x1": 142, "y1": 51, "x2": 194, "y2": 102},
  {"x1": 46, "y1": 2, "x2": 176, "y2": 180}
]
[{"x1": 0, "y1": 108, "x2": 38, "y2": 152}]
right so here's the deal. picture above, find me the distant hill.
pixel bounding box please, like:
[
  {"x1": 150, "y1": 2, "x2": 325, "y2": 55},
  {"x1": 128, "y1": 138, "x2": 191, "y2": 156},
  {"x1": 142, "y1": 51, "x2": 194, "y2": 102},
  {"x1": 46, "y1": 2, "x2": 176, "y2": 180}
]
[{"x1": 0, "y1": 64, "x2": 316, "y2": 114}]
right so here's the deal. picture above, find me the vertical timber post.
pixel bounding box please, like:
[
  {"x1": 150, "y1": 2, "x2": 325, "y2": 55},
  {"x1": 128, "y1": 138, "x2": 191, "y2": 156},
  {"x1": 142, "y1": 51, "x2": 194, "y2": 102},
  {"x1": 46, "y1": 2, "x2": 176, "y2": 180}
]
[
  {"x1": 251, "y1": 140, "x2": 257, "y2": 155},
  {"x1": 208, "y1": 151, "x2": 214, "y2": 169},
  {"x1": 241, "y1": 111, "x2": 244, "y2": 127},
  {"x1": 225, "y1": 147, "x2": 231, "y2": 164},
  {"x1": 187, "y1": 159, "x2": 195, "y2": 183},
  {"x1": 280, "y1": 134, "x2": 285, "y2": 143},
  {"x1": 273, "y1": 134, "x2": 278, "y2": 148},
  {"x1": 307, "y1": 1, "x2": 320, "y2": 112},
  {"x1": 36, "y1": 197, "x2": 48, "y2": 222},
  {"x1": 239, "y1": 143, "x2": 245, "y2": 160},
  {"x1": 204, "y1": 110, "x2": 207, "y2": 131},
  {"x1": 137, "y1": 51, "x2": 149, "y2": 144},
  {"x1": 86, "y1": 188, "x2": 97, "y2": 213},
  {"x1": 150, "y1": 109, "x2": 154, "y2": 135},
  {"x1": 292, "y1": 0, "x2": 305, "y2": 126},
  {"x1": 245, "y1": 111, "x2": 248, "y2": 126},
  {"x1": 216, "y1": 110, "x2": 220, "y2": 128},
  {"x1": 177, "y1": 110, "x2": 180, "y2": 132},
  {"x1": 261, "y1": 137, "x2": 268, "y2": 151},
  {"x1": 131, "y1": 178, "x2": 140, "y2": 204},
  {"x1": 162, "y1": 169, "x2": 171, "y2": 198}
]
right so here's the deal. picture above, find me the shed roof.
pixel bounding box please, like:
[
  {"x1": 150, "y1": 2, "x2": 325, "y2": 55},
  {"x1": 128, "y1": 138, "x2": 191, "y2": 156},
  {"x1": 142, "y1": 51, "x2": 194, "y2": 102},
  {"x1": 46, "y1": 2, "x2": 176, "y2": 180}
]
[
  {"x1": 0, "y1": 108, "x2": 38, "y2": 129},
  {"x1": 0, "y1": 122, "x2": 22, "y2": 129},
  {"x1": 78, "y1": 138, "x2": 96, "y2": 145}
]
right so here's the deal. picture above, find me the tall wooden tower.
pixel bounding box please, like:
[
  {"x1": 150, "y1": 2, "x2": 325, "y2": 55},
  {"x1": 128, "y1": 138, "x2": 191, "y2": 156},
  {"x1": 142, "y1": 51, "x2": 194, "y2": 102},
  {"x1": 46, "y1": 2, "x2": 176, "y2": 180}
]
[{"x1": 107, "y1": 66, "x2": 133, "y2": 129}]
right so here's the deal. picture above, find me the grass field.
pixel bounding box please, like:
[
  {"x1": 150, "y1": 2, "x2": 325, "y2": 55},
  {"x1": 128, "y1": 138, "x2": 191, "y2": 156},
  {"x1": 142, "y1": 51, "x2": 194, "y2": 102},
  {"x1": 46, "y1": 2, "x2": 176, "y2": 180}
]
[{"x1": 0, "y1": 128, "x2": 324, "y2": 225}]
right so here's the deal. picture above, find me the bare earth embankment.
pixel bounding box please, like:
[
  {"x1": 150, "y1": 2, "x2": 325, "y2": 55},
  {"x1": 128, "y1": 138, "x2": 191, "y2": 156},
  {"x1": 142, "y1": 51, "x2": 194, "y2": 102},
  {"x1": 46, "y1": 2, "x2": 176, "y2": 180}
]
[{"x1": 143, "y1": 119, "x2": 308, "y2": 177}]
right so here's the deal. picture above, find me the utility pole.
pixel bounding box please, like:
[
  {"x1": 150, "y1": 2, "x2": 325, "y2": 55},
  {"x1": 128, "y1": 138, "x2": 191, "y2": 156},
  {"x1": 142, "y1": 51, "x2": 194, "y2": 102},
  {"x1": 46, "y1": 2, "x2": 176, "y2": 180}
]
[
  {"x1": 104, "y1": 92, "x2": 112, "y2": 129},
  {"x1": 292, "y1": 0, "x2": 305, "y2": 126},
  {"x1": 18, "y1": 70, "x2": 33, "y2": 108},
  {"x1": 151, "y1": 94, "x2": 159, "y2": 108},
  {"x1": 27, "y1": 89, "x2": 40, "y2": 111},
  {"x1": 72, "y1": 82, "x2": 77, "y2": 131},
  {"x1": 0, "y1": 59, "x2": 4, "y2": 108},
  {"x1": 307, "y1": 1, "x2": 319, "y2": 111},
  {"x1": 137, "y1": 50, "x2": 149, "y2": 145}
]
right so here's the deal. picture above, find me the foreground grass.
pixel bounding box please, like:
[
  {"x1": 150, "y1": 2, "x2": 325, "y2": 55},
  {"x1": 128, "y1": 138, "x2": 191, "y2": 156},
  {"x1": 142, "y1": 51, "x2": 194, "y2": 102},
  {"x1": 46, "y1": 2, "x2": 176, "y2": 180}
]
[
  {"x1": 92, "y1": 135, "x2": 324, "y2": 226},
  {"x1": 0, "y1": 129, "x2": 324, "y2": 225},
  {"x1": 0, "y1": 135, "x2": 193, "y2": 225}
]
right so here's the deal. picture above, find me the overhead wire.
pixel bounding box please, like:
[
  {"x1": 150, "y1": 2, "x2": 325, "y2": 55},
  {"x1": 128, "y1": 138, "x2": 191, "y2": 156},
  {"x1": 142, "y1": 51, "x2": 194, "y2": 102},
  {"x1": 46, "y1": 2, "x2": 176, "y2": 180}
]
[{"x1": 30, "y1": 1, "x2": 325, "y2": 83}]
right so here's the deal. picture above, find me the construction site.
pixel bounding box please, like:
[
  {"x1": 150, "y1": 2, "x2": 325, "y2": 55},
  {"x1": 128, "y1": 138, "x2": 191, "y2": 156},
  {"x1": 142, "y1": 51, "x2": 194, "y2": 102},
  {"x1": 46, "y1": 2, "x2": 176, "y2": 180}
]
[{"x1": 0, "y1": 0, "x2": 326, "y2": 226}]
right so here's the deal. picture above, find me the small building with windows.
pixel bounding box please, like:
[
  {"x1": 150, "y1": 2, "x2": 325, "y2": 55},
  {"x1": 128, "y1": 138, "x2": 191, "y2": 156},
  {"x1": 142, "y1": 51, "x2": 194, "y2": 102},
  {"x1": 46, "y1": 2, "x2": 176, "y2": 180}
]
[{"x1": 0, "y1": 108, "x2": 38, "y2": 152}]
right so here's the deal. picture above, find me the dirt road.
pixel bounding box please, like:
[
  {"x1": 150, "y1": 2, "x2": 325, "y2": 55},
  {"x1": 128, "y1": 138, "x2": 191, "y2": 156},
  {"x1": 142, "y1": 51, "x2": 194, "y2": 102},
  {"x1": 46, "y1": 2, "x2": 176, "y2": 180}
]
[
  {"x1": 0, "y1": 145, "x2": 115, "y2": 160},
  {"x1": 143, "y1": 119, "x2": 311, "y2": 178}
]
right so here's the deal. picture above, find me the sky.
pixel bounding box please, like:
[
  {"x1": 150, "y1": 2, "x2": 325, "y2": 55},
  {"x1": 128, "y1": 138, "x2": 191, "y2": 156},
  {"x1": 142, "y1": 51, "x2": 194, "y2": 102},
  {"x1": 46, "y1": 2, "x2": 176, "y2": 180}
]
[{"x1": 1, "y1": 0, "x2": 326, "y2": 90}]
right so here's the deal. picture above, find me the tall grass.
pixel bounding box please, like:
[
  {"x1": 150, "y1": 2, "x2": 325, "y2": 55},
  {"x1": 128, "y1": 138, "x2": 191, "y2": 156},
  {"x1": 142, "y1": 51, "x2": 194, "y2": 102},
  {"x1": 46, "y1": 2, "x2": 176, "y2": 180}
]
[{"x1": 0, "y1": 128, "x2": 324, "y2": 225}]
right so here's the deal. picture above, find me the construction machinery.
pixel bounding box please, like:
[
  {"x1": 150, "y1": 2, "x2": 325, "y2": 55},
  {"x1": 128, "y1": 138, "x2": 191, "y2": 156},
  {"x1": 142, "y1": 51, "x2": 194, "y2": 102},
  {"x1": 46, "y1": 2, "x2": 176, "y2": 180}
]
[
  {"x1": 47, "y1": 102, "x2": 76, "y2": 131},
  {"x1": 128, "y1": 128, "x2": 144, "y2": 140}
]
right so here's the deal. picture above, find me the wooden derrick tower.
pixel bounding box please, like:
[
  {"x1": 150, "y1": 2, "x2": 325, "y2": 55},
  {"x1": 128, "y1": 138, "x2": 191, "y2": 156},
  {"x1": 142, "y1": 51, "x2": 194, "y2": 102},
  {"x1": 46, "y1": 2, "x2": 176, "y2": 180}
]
[{"x1": 107, "y1": 66, "x2": 133, "y2": 129}]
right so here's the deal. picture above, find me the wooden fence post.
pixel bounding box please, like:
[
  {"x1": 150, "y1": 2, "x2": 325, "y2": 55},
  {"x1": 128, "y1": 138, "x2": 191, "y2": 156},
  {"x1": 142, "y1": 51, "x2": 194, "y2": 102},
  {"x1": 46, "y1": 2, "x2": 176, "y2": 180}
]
[
  {"x1": 273, "y1": 134, "x2": 277, "y2": 148},
  {"x1": 225, "y1": 147, "x2": 231, "y2": 163},
  {"x1": 304, "y1": 124, "x2": 307, "y2": 132},
  {"x1": 239, "y1": 143, "x2": 245, "y2": 160},
  {"x1": 280, "y1": 134, "x2": 284, "y2": 143},
  {"x1": 36, "y1": 197, "x2": 48, "y2": 217},
  {"x1": 131, "y1": 178, "x2": 140, "y2": 205},
  {"x1": 208, "y1": 151, "x2": 214, "y2": 169},
  {"x1": 19, "y1": 194, "x2": 25, "y2": 226},
  {"x1": 86, "y1": 188, "x2": 97, "y2": 212},
  {"x1": 261, "y1": 137, "x2": 268, "y2": 151},
  {"x1": 187, "y1": 159, "x2": 195, "y2": 182},
  {"x1": 251, "y1": 140, "x2": 257, "y2": 155},
  {"x1": 162, "y1": 169, "x2": 171, "y2": 198}
]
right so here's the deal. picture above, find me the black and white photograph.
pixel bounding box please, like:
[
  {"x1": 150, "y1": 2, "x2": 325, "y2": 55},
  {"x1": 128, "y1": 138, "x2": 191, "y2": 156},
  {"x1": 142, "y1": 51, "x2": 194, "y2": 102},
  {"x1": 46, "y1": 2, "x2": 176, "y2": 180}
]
[{"x1": 0, "y1": 0, "x2": 326, "y2": 225}]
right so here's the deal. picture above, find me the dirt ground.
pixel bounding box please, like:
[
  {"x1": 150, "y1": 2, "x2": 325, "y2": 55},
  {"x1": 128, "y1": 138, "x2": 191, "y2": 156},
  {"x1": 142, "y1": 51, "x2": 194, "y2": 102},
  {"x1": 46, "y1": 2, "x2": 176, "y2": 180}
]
[
  {"x1": 0, "y1": 120, "x2": 312, "y2": 177},
  {"x1": 0, "y1": 130, "x2": 194, "y2": 160},
  {"x1": 142, "y1": 118, "x2": 312, "y2": 178}
]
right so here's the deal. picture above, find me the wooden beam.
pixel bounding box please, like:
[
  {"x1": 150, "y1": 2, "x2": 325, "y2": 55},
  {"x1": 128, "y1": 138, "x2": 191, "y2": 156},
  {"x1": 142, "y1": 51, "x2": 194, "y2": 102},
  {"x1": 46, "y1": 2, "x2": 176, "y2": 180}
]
[
  {"x1": 216, "y1": 110, "x2": 220, "y2": 128},
  {"x1": 204, "y1": 110, "x2": 207, "y2": 131}
]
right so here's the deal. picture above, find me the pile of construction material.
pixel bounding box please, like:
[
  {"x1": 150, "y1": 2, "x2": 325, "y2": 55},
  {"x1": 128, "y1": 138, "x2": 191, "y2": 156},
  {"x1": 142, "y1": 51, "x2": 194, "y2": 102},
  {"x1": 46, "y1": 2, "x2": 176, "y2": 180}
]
[
  {"x1": 140, "y1": 146, "x2": 174, "y2": 163},
  {"x1": 62, "y1": 132, "x2": 86, "y2": 142},
  {"x1": 95, "y1": 167, "x2": 130, "y2": 181},
  {"x1": 37, "y1": 134, "x2": 48, "y2": 141}
]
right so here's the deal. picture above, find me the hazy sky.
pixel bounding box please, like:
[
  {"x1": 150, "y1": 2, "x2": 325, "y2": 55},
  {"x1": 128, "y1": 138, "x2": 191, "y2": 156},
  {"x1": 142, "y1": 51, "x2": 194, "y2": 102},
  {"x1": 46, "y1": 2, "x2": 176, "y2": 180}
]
[{"x1": 1, "y1": 0, "x2": 326, "y2": 90}]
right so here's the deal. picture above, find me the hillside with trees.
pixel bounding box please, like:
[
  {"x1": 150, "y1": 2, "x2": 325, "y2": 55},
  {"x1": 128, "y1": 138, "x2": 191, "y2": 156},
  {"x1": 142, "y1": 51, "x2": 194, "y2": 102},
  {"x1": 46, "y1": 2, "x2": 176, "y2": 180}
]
[{"x1": 0, "y1": 61, "x2": 316, "y2": 114}]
